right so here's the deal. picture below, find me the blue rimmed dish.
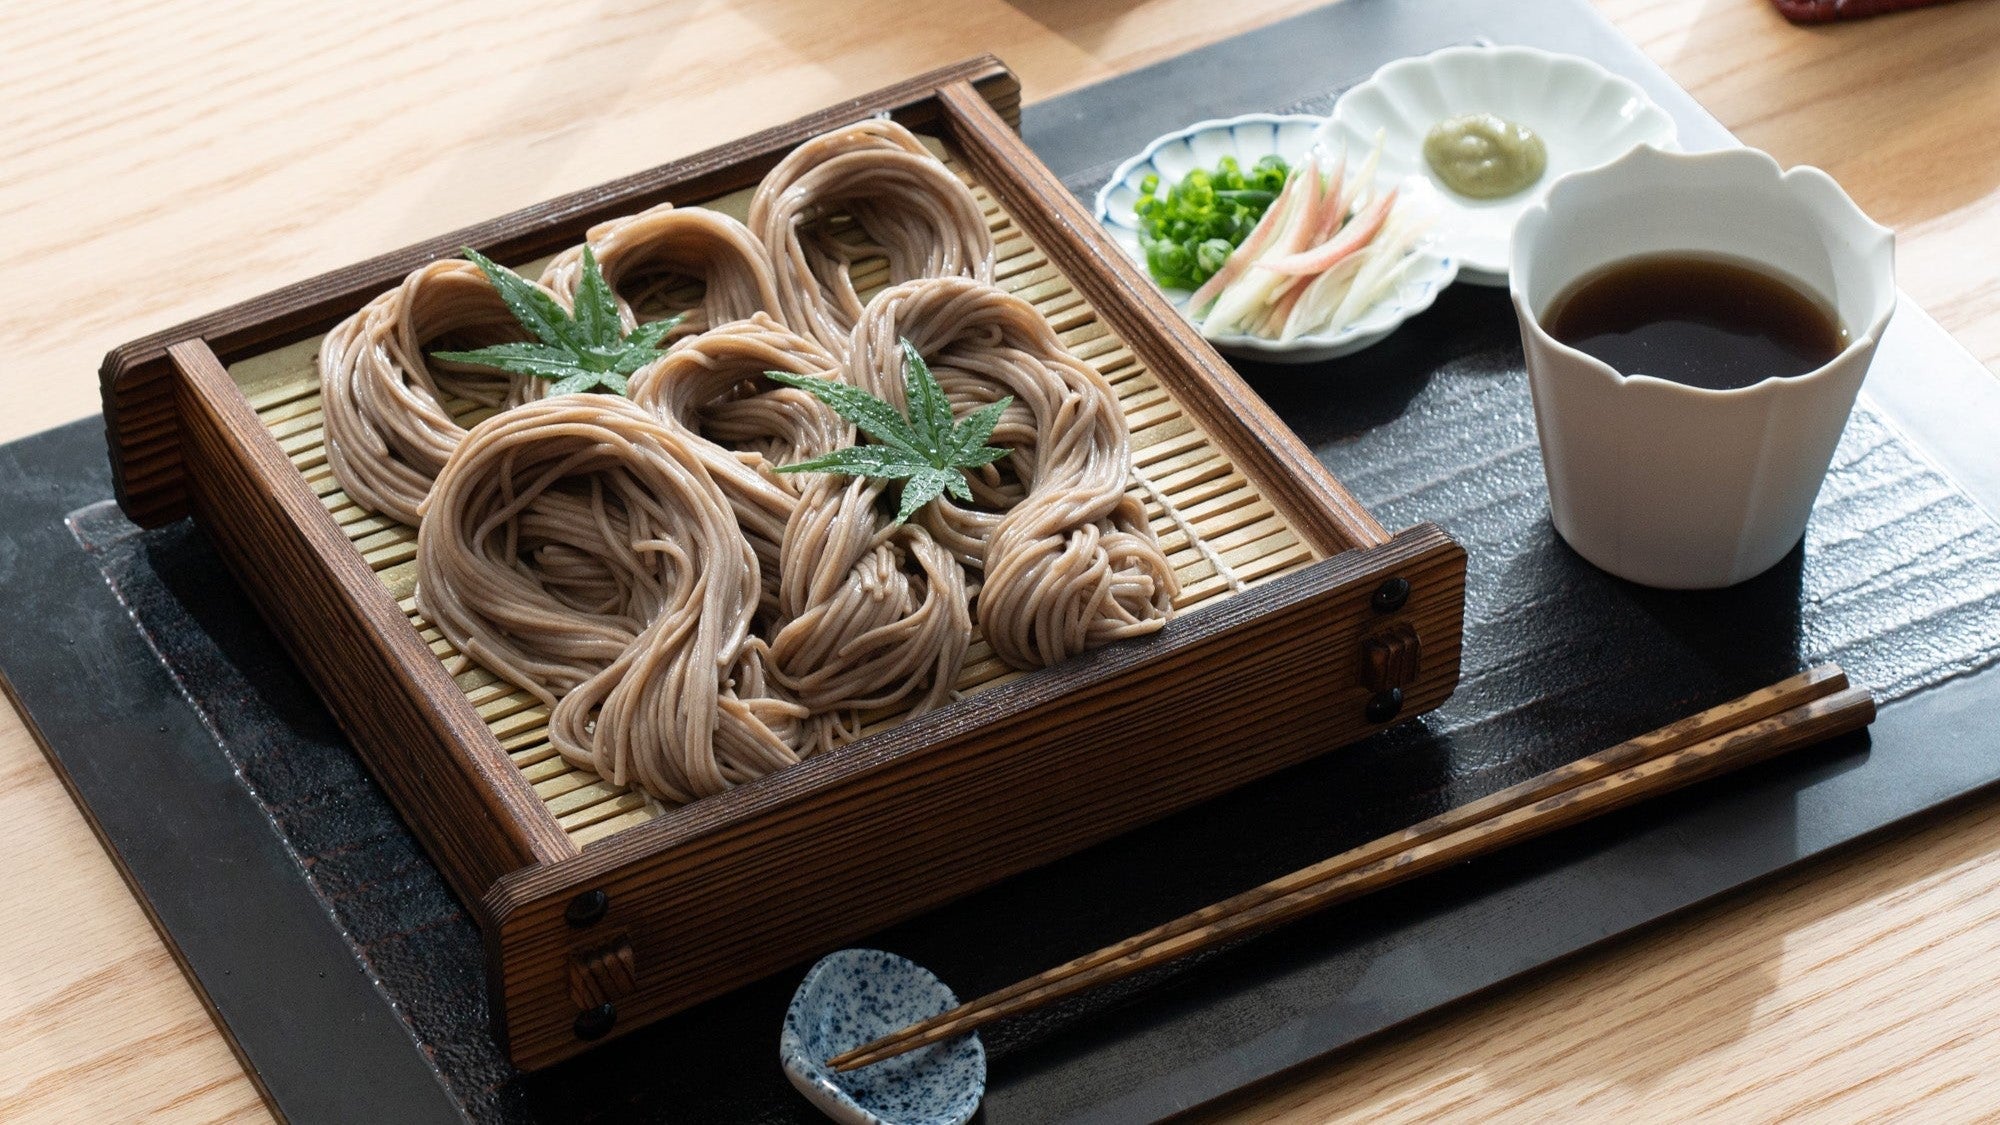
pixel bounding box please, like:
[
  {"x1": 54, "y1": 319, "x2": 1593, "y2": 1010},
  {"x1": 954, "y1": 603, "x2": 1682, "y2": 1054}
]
[{"x1": 1093, "y1": 113, "x2": 1458, "y2": 364}]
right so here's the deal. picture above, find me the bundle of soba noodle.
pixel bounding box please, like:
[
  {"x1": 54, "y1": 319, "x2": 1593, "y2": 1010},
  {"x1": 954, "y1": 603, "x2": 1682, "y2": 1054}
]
[
  {"x1": 539, "y1": 202, "x2": 781, "y2": 339},
  {"x1": 415, "y1": 396, "x2": 810, "y2": 802},
  {"x1": 320, "y1": 260, "x2": 547, "y2": 525},
  {"x1": 749, "y1": 118, "x2": 995, "y2": 355},
  {"x1": 849, "y1": 277, "x2": 1179, "y2": 668},
  {"x1": 629, "y1": 315, "x2": 971, "y2": 739},
  {"x1": 321, "y1": 116, "x2": 1174, "y2": 806}
]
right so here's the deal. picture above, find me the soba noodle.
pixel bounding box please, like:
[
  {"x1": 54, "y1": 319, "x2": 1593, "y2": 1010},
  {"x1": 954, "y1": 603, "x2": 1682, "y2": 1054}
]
[
  {"x1": 337, "y1": 117, "x2": 1178, "y2": 806},
  {"x1": 849, "y1": 277, "x2": 1177, "y2": 668},
  {"x1": 415, "y1": 395, "x2": 809, "y2": 803},
  {"x1": 767, "y1": 472, "x2": 970, "y2": 729},
  {"x1": 320, "y1": 260, "x2": 546, "y2": 525},
  {"x1": 631, "y1": 314, "x2": 971, "y2": 742},
  {"x1": 628, "y1": 313, "x2": 844, "y2": 618},
  {"x1": 748, "y1": 118, "x2": 994, "y2": 355},
  {"x1": 540, "y1": 202, "x2": 783, "y2": 339}
]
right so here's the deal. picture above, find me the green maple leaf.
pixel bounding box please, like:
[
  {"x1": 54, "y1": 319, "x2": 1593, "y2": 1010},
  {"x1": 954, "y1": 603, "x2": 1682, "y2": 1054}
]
[
  {"x1": 430, "y1": 245, "x2": 681, "y2": 395},
  {"x1": 771, "y1": 340, "x2": 1013, "y2": 524}
]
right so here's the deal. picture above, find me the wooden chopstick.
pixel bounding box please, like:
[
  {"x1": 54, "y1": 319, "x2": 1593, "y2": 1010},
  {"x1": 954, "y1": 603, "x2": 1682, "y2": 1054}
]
[
  {"x1": 829, "y1": 666, "x2": 1873, "y2": 1072},
  {"x1": 834, "y1": 666, "x2": 1847, "y2": 1069}
]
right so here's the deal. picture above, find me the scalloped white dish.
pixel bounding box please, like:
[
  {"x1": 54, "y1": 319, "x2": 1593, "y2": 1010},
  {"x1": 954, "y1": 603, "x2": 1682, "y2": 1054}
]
[
  {"x1": 1093, "y1": 114, "x2": 1458, "y2": 364},
  {"x1": 1321, "y1": 45, "x2": 1678, "y2": 286}
]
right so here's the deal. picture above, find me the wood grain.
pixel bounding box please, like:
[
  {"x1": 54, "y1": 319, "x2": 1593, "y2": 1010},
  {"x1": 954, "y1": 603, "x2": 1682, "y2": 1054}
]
[
  {"x1": 2, "y1": 0, "x2": 1998, "y2": 1119},
  {"x1": 0, "y1": 708, "x2": 267, "y2": 1124},
  {"x1": 486, "y1": 525, "x2": 1464, "y2": 1067},
  {"x1": 169, "y1": 339, "x2": 575, "y2": 894},
  {"x1": 1197, "y1": 780, "x2": 2000, "y2": 1125}
]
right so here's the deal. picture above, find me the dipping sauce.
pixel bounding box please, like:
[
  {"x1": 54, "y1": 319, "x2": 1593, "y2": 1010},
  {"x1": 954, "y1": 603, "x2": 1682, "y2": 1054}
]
[
  {"x1": 1544, "y1": 253, "x2": 1847, "y2": 391},
  {"x1": 1422, "y1": 113, "x2": 1547, "y2": 199}
]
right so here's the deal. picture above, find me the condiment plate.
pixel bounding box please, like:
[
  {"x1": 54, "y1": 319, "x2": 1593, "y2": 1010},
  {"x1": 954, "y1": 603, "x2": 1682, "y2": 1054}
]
[
  {"x1": 1093, "y1": 114, "x2": 1458, "y2": 364},
  {"x1": 781, "y1": 949, "x2": 986, "y2": 1125},
  {"x1": 1320, "y1": 44, "x2": 1678, "y2": 285}
]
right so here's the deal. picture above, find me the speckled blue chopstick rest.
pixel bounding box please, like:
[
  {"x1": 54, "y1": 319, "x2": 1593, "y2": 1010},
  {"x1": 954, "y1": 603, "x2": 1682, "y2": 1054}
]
[{"x1": 780, "y1": 949, "x2": 986, "y2": 1125}]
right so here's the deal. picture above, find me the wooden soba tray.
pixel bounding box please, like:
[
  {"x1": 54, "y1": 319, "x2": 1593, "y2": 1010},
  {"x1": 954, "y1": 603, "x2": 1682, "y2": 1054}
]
[{"x1": 99, "y1": 56, "x2": 1466, "y2": 1069}]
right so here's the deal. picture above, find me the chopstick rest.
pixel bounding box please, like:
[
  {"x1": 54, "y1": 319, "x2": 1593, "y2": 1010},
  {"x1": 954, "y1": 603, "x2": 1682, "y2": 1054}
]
[{"x1": 830, "y1": 666, "x2": 1874, "y2": 1072}]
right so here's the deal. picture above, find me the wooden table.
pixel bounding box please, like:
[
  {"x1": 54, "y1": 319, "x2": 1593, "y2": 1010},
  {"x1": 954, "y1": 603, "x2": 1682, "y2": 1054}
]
[{"x1": 2, "y1": 1, "x2": 1995, "y2": 1120}]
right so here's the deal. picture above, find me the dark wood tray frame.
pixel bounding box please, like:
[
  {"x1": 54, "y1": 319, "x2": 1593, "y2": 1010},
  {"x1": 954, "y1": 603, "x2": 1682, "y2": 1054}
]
[{"x1": 100, "y1": 56, "x2": 1466, "y2": 1069}]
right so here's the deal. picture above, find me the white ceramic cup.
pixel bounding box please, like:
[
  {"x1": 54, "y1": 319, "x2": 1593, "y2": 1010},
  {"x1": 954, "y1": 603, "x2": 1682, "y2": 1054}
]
[{"x1": 1510, "y1": 145, "x2": 1896, "y2": 589}]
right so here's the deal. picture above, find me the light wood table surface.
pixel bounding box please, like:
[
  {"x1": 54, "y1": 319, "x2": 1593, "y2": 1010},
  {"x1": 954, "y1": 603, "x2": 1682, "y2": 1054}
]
[{"x1": 2, "y1": 1, "x2": 1996, "y2": 1121}]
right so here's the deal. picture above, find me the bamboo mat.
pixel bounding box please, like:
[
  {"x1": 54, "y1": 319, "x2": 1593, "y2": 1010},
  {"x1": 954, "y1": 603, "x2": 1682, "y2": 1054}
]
[{"x1": 227, "y1": 139, "x2": 1318, "y2": 844}]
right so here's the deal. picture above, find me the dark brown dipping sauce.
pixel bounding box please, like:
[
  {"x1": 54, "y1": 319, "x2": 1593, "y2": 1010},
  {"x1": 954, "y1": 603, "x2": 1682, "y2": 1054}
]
[{"x1": 1543, "y1": 253, "x2": 1847, "y2": 391}]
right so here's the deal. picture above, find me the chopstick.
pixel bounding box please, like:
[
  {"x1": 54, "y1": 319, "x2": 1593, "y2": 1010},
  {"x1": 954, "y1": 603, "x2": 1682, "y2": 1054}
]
[{"x1": 829, "y1": 665, "x2": 1873, "y2": 1072}]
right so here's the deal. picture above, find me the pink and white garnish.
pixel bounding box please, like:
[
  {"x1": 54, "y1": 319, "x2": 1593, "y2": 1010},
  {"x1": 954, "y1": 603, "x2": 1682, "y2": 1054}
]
[{"x1": 1189, "y1": 133, "x2": 1437, "y2": 343}]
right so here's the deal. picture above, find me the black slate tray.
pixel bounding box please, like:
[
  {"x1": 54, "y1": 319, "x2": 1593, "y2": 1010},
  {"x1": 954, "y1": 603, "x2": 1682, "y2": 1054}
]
[{"x1": 8, "y1": 1, "x2": 2000, "y2": 1121}]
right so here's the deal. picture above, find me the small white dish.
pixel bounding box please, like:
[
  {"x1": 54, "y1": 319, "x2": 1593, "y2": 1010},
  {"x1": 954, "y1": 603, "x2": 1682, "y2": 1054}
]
[
  {"x1": 1094, "y1": 114, "x2": 1458, "y2": 364},
  {"x1": 780, "y1": 948, "x2": 985, "y2": 1125},
  {"x1": 1322, "y1": 45, "x2": 1678, "y2": 285}
]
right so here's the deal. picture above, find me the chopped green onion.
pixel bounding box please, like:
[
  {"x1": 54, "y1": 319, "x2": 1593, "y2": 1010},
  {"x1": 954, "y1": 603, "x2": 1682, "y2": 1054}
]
[{"x1": 1133, "y1": 153, "x2": 1290, "y2": 290}]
